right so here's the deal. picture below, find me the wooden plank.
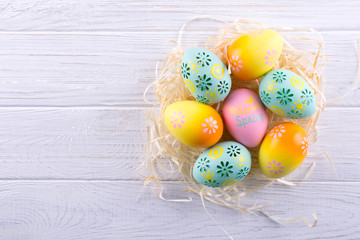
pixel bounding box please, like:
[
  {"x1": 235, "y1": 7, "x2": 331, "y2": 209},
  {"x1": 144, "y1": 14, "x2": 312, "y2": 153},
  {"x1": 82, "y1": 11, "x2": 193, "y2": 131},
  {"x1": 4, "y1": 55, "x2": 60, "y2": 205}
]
[
  {"x1": 0, "y1": 181, "x2": 358, "y2": 239},
  {"x1": 0, "y1": 31, "x2": 358, "y2": 107},
  {"x1": 0, "y1": 0, "x2": 359, "y2": 31},
  {"x1": 0, "y1": 108, "x2": 146, "y2": 180},
  {"x1": 0, "y1": 107, "x2": 358, "y2": 181}
]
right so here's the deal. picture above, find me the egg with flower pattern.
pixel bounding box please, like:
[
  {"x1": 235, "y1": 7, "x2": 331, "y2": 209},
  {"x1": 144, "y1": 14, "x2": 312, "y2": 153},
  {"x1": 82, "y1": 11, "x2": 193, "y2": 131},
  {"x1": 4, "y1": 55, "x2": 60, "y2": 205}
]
[
  {"x1": 259, "y1": 122, "x2": 309, "y2": 178},
  {"x1": 164, "y1": 101, "x2": 223, "y2": 148},
  {"x1": 226, "y1": 29, "x2": 283, "y2": 81},
  {"x1": 181, "y1": 47, "x2": 231, "y2": 104},
  {"x1": 259, "y1": 69, "x2": 317, "y2": 119},
  {"x1": 193, "y1": 141, "x2": 251, "y2": 188}
]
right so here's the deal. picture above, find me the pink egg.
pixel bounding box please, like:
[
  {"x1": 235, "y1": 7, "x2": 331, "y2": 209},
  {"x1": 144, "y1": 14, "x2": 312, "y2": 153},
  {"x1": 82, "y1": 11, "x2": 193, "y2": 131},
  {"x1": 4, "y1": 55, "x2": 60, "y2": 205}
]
[{"x1": 222, "y1": 88, "x2": 268, "y2": 147}]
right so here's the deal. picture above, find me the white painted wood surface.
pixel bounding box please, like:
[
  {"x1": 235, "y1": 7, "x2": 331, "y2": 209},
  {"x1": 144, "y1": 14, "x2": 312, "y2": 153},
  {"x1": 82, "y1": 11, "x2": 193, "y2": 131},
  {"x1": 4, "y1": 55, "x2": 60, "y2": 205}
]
[{"x1": 0, "y1": 1, "x2": 359, "y2": 239}]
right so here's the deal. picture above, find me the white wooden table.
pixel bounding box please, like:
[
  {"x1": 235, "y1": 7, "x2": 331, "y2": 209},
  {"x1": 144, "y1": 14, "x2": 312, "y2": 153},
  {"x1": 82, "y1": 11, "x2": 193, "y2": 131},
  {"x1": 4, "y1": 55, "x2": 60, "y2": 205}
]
[{"x1": 0, "y1": 1, "x2": 359, "y2": 239}]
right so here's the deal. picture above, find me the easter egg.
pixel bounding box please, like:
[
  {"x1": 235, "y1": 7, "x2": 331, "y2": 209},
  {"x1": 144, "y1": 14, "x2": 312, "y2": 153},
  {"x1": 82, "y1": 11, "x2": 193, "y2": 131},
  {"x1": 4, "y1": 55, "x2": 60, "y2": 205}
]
[
  {"x1": 181, "y1": 47, "x2": 231, "y2": 104},
  {"x1": 164, "y1": 101, "x2": 223, "y2": 148},
  {"x1": 226, "y1": 29, "x2": 283, "y2": 81},
  {"x1": 193, "y1": 141, "x2": 251, "y2": 188},
  {"x1": 259, "y1": 122, "x2": 309, "y2": 178},
  {"x1": 222, "y1": 88, "x2": 268, "y2": 147},
  {"x1": 259, "y1": 69, "x2": 317, "y2": 119}
]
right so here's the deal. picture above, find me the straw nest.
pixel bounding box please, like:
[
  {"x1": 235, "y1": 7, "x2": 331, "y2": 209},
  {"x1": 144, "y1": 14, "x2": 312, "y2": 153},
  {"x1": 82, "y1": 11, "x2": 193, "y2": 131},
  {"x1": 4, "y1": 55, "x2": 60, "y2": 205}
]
[{"x1": 140, "y1": 18, "x2": 334, "y2": 227}]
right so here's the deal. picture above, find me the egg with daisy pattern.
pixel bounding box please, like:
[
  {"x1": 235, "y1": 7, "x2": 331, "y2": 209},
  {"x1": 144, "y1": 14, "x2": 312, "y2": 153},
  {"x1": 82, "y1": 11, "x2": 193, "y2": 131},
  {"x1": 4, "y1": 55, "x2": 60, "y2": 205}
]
[
  {"x1": 226, "y1": 29, "x2": 283, "y2": 81},
  {"x1": 259, "y1": 69, "x2": 317, "y2": 119},
  {"x1": 193, "y1": 141, "x2": 251, "y2": 188},
  {"x1": 259, "y1": 122, "x2": 309, "y2": 178},
  {"x1": 181, "y1": 47, "x2": 231, "y2": 104},
  {"x1": 164, "y1": 101, "x2": 223, "y2": 148}
]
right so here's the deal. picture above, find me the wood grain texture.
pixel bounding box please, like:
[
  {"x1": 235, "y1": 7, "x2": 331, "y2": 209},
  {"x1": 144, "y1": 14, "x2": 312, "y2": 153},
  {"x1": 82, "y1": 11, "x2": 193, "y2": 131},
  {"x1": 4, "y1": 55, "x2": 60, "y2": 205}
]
[
  {"x1": 0, "y1": 108, "x2": 146, "y2": 180},
  {"x1": 0, "y1": 31, "x2": 359, "y2": 107},
  {"x1": 0, "y1": 0, "x2": 359, "y2": 31},
  {"x1": 0, "y1": 0, "x2": 359, "y2": 239},
  {"x1": 0, "y1": 181, "x2": 359, "y2": 240}
]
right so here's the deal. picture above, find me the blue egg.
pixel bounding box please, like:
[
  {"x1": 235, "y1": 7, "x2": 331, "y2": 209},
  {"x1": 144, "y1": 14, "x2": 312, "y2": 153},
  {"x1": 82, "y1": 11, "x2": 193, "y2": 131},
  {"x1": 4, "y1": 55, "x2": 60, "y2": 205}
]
[
  {"x1": 192, "y1": 141, "x2": 251, "y2": 188},
  {"x1": 181, "y1": 47, "x2": 231, "y2": 104},
  {"x1": 259, "y1": 69, "x2": 317, "y2": 119}
]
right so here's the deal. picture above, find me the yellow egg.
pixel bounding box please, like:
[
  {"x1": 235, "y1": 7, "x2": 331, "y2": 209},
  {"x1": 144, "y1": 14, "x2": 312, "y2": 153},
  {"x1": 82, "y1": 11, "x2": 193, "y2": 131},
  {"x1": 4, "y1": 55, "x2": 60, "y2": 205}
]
[
  {"x1": 227, "y1": 29, "x2": 283, "y2": 81},
  {"x1": 164, "y1": 101, "x2": 223, "y2": 148},
  {"x1": 258, "y1": 122, "x2": 309, "y2": 178}
]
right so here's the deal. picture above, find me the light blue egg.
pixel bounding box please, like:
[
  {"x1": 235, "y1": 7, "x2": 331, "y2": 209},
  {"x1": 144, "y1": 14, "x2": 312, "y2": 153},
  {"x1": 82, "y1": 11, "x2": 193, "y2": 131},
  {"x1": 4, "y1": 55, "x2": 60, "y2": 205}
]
[
  {"x1": 192, "y1": 141, "x2": 251, "y2": 188},
  {"x1": 181, "y1": 47, "x2": 231, "y2": 104},
  {"x1": 259, "y1": 69, "x2": 316, "y2": 119}
]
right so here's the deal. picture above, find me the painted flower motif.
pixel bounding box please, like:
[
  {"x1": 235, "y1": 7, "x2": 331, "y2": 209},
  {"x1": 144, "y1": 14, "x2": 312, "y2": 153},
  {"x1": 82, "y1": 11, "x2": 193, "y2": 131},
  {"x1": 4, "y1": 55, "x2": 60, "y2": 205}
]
[
  {"x1": 206, "y1": 89, "x2": 220, "y2": 102},
  {"x1": 260, "y1": 90, "x2": 271, "y2": 105},
  {"x1": 276, "y1": 88, "x2": 294, "y2": 105},
  {"x1": 202, "y1": 117, "x2": 218, "y2": 134},
  {"x1": 201, "y1": 171, "x2": 216, "y2": 184},
  {"x1": 265, "y1": 49, "x2": 279, "y2": 67},
  {"x1": 170, "y1": 111, "x2": 185, "y2": 128},
  {"x1": 228, "y1": 55, "x2": 243, "y2": 72},
  {"x1": 181, "y1": 63, "x2": 190, "y2": 79},
  {"x1": 216, "y1": 161, "x2": 234, "y2": 177},
  {"x1": 301, "y1": 89, "x2": 315, "y2": 105},
  {"x1": 196, "y1": 95, "x2": 210, "y2": 104},
  {"x1": 235, "y1": 155, "x2": 246, "y2": 168},
  {"x1": 236, "y1": 167, "x2": 250, "y2": 180},
  {"x1": 195, "y1": 74, "x2": 212, "y2": 91},
  {"x1": 217, "y1": 81, "x2": 229, "y2": 94},
  {"x1": 269, "y1": 124, "x2": 285, "y2": 138},
  {"x1": 201, "y1": 171, "x2": 215, "y2": 182},
  {"x1": 301, "y1": 137, "x2": 309, "y2": 155},
  {"x1": 197, "y1": 157, "x2": 210, "y2": 172},
  {"x1": 248, "y1": 30, "x2": 263, "y2": 37},
  {"x1": 227, "y1": 145, "x2": 241, "y2": 157},
  {"x1": 287, "y1": 109, "x2": 303, "y2": 119},
  {"x1": 196, "y1": 51, "x2": 212, "y2": 66},
  {"x1": 204, "y1": 179, "x2": 220, "y2": 188},
  {"x1": 267, "y1": 159, "x2": 284, "y2": 175},
  {"x1": 272, "y1": 71, "x2": 287, "y2": 83}
]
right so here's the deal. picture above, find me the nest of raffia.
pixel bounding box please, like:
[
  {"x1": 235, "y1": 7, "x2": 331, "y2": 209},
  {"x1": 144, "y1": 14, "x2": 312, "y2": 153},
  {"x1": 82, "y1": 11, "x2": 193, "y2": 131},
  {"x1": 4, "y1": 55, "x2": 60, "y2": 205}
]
[{"x1": 140, "y1": 18, "x2": 332, "y2": 228}]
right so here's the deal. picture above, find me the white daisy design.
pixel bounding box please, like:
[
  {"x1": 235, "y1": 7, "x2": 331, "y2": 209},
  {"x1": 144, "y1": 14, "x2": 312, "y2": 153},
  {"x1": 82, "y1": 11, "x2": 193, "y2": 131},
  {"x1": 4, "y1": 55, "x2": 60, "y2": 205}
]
[
  {"x1": 202, "y1": 117, "x2": 218, "y2": 134},
  {"x1": 301, "y1": 137, "x2": 309, "y2": 155},
  {"x1": 269, "y1": 124, "x2": 285, "y2": 138}
]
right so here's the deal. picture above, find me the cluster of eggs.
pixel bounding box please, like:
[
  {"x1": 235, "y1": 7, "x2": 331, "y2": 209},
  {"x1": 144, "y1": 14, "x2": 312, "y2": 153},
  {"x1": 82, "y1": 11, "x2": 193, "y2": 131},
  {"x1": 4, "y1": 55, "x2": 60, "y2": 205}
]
[{"x1": 163, "y1": 29, "x2": 316, "y2": 188}]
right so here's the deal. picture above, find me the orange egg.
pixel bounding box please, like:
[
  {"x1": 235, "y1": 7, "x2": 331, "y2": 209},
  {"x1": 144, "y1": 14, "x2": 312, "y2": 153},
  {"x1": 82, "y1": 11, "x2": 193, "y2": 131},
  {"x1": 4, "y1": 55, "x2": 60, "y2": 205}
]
[
  {"x1": 258, "y1": 122, "x2": 309, "y2": 178},
  {"x1": 226, "y1": 29, "x2": 283, "y2": 81},
  {"x1": 164, "y1": 101, "x2": 223, "y2": 148}
]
